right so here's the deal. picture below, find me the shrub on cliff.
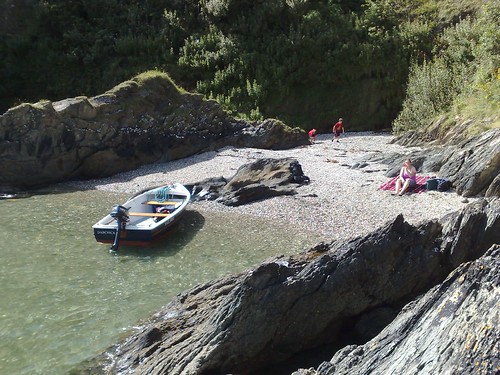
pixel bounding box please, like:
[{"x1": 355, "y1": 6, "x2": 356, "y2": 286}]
[{"x1": 393, "y1": 2, "x2": 500, "y2": 135}]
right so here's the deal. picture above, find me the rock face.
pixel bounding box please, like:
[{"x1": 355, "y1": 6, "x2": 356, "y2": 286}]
[
  {"x1": 369, "y1": 129, "x2": 499, "y2": 197},
  {"x1": 0, "y1": 72, "x2": 307, "y2": 191},
  {"x1": 80, "y1": 198, "x2": 499, "y2": 375},
  {"x1": 310, "y1": 244, "x2": 499, "y2": 375},
  {"x1": 188, "y1": 158, "x2": 310, "y2": 206}
]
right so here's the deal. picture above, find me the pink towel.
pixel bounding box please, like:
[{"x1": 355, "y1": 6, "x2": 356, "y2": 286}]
[{"x1": 379, "y1": 175, "x2": 431, "y2": 194}]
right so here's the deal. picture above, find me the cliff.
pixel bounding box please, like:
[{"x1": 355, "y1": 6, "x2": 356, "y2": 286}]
[{"x1": 0, "y1": 71, "x2": 306, "y2": 192}]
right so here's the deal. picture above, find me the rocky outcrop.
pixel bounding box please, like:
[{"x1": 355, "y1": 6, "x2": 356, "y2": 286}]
[
  {"x1": 0, "y1": 72, "x2": 307, "y2": 192},
  {"x1": 366, "y1": 128, "x2": 499, "y2": 197},
  {"x1": 301, "y1": 244, "x2": 499, "y2": 375},
  {"x1": 188, "y1": 158, "x2": 310, "y2": 206},
  {"x1": 79, "y1": 198, "x2": 499, "y2": 374},
  {"x1": 393, "y1": 112, "x2": 500, "y2": 147}
]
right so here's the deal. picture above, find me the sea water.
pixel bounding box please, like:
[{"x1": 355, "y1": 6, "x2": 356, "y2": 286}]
[{"x1": 0, "y1": 190, "x2": 322, "y2": 374}]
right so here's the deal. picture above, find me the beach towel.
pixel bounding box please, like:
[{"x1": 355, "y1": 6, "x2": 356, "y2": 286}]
[{"x1": 378, "y1": 175, "x2": 431, "y2": 194}]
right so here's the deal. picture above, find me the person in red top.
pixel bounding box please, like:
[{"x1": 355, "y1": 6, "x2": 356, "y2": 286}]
[
  {"x1": 308, "y1": 128, "x2": 317, "y2": 144},
  {"x1": 332, "y1": 118, "x2": 345, "y2": 142}
]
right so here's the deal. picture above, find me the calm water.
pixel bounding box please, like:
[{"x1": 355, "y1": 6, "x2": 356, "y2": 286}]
[{"x1": 0, "y1": 190, "x2": 322, "y2": 375}]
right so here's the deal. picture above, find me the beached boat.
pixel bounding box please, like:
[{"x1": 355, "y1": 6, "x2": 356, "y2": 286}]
[{"x1": 92, "y1": 183, "x2": 191, "y2": 250}]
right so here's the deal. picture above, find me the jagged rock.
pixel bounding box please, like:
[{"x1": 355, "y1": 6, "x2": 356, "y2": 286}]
[
  {"x1": 218, "y1": 158, "x2": 310, "y2": 206},
  {"x1": 0, "y1": 72, "x2": 307, "y2": 192},
  {"x1": 439, "y1": 198, "x2": 500, "y2": 269},
  {"x1": 437, "y1": 130, "x2": 500, "y2": 196},
  {"x1": 392, "y1": 116, "x2": 495, "y2": 147},
  {"x1": 187, "y1": 158, "x2": 310, "y2": 206},
  {"x1": 373, "y1": 129, "x2": 499, "y2": 197},
  {"x1": 312, "y1": 244, "x2": 499, "y2": 375},
  {"x1": 485, "y1": 174, "x2": 500, "y2": 197},
  {"x1": 187, "y1": 176, "x2": 229, "y2": 201},
  {"x1": 79, "y1": 199, "x2": 499, "y2": 374}
]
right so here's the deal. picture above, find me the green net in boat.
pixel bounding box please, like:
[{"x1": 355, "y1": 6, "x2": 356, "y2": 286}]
[{"x1": 154, "y1": 186, "x2": 172, "y2": 202}]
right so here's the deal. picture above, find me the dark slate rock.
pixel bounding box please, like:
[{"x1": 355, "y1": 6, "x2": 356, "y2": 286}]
[
  {"x1": 315, "y1": 244, "x2": 499, "y2": 375},
  {"x1": 188, "y1": 158, "x2": 310, "y2": 206},
  {"x1": 485, "y1": 174, "x2": 500, "y2": 197}
]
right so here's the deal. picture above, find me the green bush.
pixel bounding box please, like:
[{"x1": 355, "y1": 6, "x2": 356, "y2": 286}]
[
  {"x1": 2, "y1": 0, "x2": 493, "y2": 133},
  {"x1": 393, "y1": 1, "x2": 500, "y2": 133},
  {"x1": 393, "y1": 59, "x2": 470, "y2": 132}
]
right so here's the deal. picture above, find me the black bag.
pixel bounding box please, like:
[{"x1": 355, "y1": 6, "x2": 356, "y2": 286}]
[
  {"x1": 289, "y1": 161, "x2": 310, "y2": 184},
  {"x1": 437, "y1": 178, "x2": 452, "y2": 192}
]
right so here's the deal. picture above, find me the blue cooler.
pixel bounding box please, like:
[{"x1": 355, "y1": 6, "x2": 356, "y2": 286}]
[{"x1": 426, "y1": 178, "x2": 439, "y2": 190}]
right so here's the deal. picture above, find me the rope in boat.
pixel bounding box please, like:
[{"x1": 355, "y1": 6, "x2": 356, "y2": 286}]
[{"x1": 154, "y1": 185, "x2": 172, "y2": 202}]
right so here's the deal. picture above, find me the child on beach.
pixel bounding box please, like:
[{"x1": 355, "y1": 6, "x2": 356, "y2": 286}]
[
  {"x1": 332, "y1": 118, "x2": 345, "y2": 142},
  {"x1": 308, "y1": 128, "x2": 317, "y2": 144}
]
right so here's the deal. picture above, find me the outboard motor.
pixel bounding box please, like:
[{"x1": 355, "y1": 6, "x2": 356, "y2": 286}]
[{"x1": 110, "y1": 205, "x2": 129, "y2": 251}]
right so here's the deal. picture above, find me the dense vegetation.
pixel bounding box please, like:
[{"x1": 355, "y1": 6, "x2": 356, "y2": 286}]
[
  {"x1": 393, "y1": 1, "x2": 500, "y2": 135},
  {"x1": 0, "y1": 0, "x2": 498, "y2": 133}
]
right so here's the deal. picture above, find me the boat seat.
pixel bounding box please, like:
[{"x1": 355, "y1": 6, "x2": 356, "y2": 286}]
[
  {"x1": 129, "y1": 212, "x2": 171, "y2": 217},
  {"x1": 144, "y1": 201, "x2": 181, "y2": 207}
]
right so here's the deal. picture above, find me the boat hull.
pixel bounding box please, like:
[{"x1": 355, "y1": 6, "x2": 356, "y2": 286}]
[{"x1": 93, "y1": 211, "x2": 185, "y2": 246}]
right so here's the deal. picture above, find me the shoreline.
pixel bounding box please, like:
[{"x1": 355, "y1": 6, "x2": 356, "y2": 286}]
[{"x1": 63, "y1": 132, "x2": 474, "y2": 242}]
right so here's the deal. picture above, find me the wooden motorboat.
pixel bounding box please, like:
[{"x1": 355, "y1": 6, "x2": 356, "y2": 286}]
[{"x1": 92, "y1": 183, "x2": 191, "y2": 250}]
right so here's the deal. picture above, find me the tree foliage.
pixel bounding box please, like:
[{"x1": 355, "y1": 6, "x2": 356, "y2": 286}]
[
  {"x1": 1, "y1": 0, "x2": 493, "y2": 132},
  {"x1": 393, "y1": 1, "x2": 500, "y2": 133}
]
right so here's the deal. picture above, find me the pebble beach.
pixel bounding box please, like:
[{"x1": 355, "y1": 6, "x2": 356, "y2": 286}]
[{"x1": 66, "y1": 132, "x2": 474, "y2": 242}]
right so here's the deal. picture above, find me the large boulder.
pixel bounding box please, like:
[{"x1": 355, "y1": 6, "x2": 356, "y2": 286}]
[
  {"x1": 187, "y1": 158, "x2": 310, "y2": 206},
  {"x1": 78, "y1": 198, "x2": 499, "y2": 374},
  {"x1": 0, "y1": 72, "x2": 307, "y2": 192}
]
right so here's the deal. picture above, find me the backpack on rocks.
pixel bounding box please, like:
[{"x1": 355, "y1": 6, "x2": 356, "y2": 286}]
[
  {"x1": 289, "y1": 161, "x2": 310, "y2": 184},
  {"x1": 437, "y1": 178, "x2": 453, "y2": 192},
  {"x1": 426, "y1": 178, "x2": 452, "y2": 192}
]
